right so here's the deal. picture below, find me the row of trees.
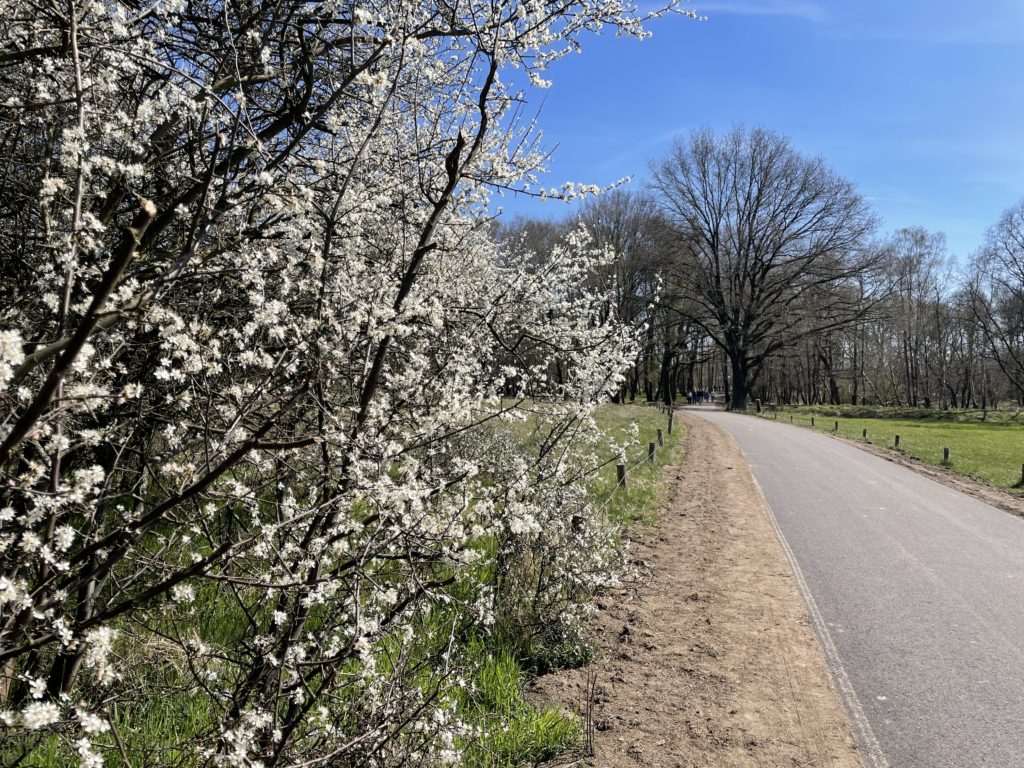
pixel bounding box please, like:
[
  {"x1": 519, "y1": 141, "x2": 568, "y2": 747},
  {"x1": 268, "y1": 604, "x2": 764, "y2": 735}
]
[
  {"x1": 1, "y1": 0, "x2": 1019, "y2": 761},
  {"x1": 755, "y1": 208, "x2": 1024, "y2": 410},
  {"x1": 507, "y1": 127, "x2": 1024, "y2": 413}
]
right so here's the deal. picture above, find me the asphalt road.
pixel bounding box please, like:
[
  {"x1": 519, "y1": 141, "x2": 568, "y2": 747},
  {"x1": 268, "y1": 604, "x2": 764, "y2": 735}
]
[{"x1": 689, "y1": 407, "x2": 1024, "y2": 768}]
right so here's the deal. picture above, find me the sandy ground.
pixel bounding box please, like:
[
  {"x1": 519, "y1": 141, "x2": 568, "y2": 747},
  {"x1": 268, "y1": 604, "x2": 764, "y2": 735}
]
[{"x1": 530, "y1": 411, "x2": 863, "y2": 768}]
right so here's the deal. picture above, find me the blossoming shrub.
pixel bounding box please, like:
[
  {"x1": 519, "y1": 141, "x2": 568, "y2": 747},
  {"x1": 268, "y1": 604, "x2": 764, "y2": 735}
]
[
  {"x1": 460, "y1": 423, "x2": 609, "y2": 670},
  {"x1": 0, "y1": 0, "x2": 697, "y2": 763}
]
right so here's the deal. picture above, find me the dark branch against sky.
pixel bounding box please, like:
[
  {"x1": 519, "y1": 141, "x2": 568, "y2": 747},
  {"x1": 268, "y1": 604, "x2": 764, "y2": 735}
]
[{"x1": 492, "y1": 0, "x2": 1024, "y2": 261}]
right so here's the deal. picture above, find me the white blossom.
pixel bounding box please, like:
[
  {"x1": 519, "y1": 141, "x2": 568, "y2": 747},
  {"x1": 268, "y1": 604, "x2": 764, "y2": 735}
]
[
  {"x1": 171, "y1": 583, "x2": 195, "y2": 604},
  {"x1": 21, "y1": 701, "x2": 61, "y2": 730}
]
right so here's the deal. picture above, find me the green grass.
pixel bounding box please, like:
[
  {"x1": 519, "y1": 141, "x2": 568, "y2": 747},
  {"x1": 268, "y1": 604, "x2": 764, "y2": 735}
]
[
  {"x1": 459, "y1": 652, "x2": 580, "y2": 767},
  {"x1": 766, "y1": 406, "x2": 1024, "y2": 492},
  {"x1": 8, "y1": 401, "x2": 684, "y2": 768},
  {"x1": 589, "y1": 402, "x2": 684, "y2": 525},
  {"x1": 492, "y1": 398, "x2": 684, "y2": 524}
]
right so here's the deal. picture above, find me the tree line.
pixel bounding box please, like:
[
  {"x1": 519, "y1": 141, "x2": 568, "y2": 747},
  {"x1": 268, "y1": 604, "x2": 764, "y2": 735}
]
[{"x1": 505, "y1": 126, "x2": 1024, "y2": 413}]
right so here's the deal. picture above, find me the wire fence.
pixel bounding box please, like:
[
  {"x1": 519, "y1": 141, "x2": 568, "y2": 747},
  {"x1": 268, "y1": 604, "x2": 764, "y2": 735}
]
[
  {"x1": 590, "y1": 409, "x2": 677, "y2": 517},
  {"x1": 757, "y1": 409, "x2": 1024, "y2": 489}
]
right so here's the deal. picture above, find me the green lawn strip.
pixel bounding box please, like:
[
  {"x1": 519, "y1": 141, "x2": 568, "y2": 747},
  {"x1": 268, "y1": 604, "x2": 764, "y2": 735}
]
[
  {"x1": 589, "y1": 403, "x2": 683, "y2": 525},
  {"x1": 767, "y1": 407, "x2": 1024, "y2": 493}
]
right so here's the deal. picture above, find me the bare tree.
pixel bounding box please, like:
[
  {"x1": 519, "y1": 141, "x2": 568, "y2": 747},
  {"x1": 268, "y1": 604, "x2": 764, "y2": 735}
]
[
  {"x1": 577, "y1": 191, "x2": 665, "y2": 401},
  {"x1": 886, "y1": 228, "x2": 952, "y2": 407},
  {"x1": 650, "y1": 126, "x2": 879, "y2": 410},
  {"x1": 970, "y1": 199, "x2": 1024, "y2": 399}
]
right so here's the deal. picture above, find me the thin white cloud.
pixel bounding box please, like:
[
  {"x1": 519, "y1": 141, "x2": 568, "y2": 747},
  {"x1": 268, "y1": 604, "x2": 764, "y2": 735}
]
[
  {"x1": 694, "y1": 1, "x2": 827, "y2": 23},
  {"x1": 824, "y1": 1, "x2": 1024, "y2": 43}
]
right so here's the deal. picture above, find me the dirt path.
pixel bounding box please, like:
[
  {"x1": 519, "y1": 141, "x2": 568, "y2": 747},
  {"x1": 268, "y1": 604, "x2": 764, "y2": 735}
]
[{"x1": 531, "y1": 411, "x2": 863, "y2": 768}]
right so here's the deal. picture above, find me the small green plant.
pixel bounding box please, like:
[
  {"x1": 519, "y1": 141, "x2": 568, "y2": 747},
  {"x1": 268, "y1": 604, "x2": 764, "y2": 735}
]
[{"x1": 459, "y1": 653, "x2": 581, "y2": 768}]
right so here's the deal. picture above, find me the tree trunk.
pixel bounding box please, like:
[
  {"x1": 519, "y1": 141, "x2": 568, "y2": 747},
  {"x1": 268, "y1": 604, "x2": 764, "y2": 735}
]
[
  {"x1": 658, "y1": 349, "x2": 673, "y2": 405},
  {"x1": 728, "y1": 355, "x2": 749, "y2": 411},
  {"x1": 721, "y1": 355, "x2": 731, "y2": 403}
]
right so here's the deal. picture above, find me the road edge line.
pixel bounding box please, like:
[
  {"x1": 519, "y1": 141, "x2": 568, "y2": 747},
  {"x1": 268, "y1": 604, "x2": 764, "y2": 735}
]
[{"x1": 742, "y1": 453, "x2": 891, "y2": 768}]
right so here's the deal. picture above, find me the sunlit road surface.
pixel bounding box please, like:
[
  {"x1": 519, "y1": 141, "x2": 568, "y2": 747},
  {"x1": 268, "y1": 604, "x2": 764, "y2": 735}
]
[{"x1": 690, "y1": 407, "x2": 1024, "y2": 768}]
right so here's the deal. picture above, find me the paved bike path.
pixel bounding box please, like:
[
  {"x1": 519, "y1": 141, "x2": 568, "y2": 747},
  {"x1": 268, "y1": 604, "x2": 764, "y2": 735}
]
[{"x1": 690, "y1": 408, "x2": 1024, "y2": 768}]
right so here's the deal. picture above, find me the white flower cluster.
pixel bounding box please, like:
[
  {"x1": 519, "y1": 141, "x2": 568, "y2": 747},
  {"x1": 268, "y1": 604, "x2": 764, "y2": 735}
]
[{"x1": 0, "y1": 330, "x2": 24, "y2": 390}]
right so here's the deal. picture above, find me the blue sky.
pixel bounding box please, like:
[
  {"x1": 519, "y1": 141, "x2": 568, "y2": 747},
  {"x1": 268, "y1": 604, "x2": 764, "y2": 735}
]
[{"x1": 493, "y1": 0, "x2": 1024, "y2": 260}]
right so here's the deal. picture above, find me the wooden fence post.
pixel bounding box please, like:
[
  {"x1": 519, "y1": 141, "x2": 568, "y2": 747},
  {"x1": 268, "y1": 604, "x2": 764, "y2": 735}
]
[
  {"x1": 811, "y1": 416, "x2": 815, "y2": 427},
  {"x1": 943, "y1": 447, "x2": 950, "y2": 464},
  {"x1": 668, "y1": 410, "x2": 674, "y2": 434},
  {"x1": 834, "y1": 420, "x2": 839, "y2": 432},
  {"x1": 862, "y1": 428, "x2": 867, "y2": 439},
  {"x1": 657, "y1": 428, "x2": 664, "y2": 447},
  {"x1": 895, "y1": 435, "x2": 900, "y2": 449},
  {"x1": 617, "y1": 463, "x2": 627, "y2": 489}
]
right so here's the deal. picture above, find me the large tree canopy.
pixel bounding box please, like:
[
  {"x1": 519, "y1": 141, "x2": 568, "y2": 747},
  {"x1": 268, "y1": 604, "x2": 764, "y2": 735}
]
[{"x1": 650, "y1": 126, "x2": 880, "y2": 410}]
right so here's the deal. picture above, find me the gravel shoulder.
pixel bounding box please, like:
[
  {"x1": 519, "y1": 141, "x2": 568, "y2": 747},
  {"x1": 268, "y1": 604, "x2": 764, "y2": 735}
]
[{"x1": 530, "y1": 410, "x2": 862, "y2": 767}]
